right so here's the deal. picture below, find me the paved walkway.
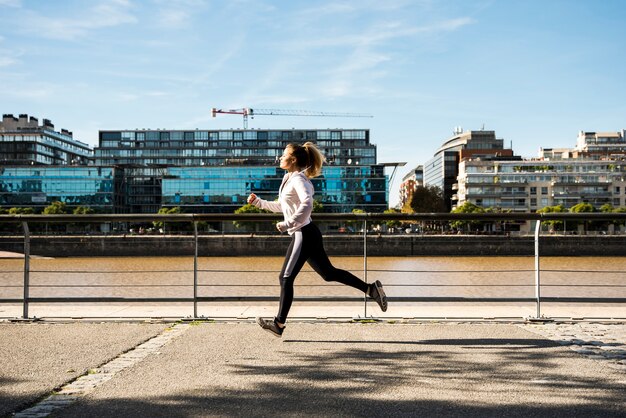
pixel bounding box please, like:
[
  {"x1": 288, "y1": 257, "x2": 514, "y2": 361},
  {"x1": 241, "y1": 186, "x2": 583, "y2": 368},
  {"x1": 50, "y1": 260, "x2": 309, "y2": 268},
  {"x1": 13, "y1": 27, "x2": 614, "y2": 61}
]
[
  {"x1": 2, "y1": 302, "x2": 625, "y2": 322},
  {"x1": 1, "y1": 320, "x2": 625, "y2": 417}
]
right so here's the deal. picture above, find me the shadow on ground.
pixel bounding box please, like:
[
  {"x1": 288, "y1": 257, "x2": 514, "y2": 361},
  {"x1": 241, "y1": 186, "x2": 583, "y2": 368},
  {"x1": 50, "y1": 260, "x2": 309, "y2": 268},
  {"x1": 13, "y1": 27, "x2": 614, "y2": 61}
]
[{"x1": 48, "y1": 325, "x2": 626, "y2": 418}]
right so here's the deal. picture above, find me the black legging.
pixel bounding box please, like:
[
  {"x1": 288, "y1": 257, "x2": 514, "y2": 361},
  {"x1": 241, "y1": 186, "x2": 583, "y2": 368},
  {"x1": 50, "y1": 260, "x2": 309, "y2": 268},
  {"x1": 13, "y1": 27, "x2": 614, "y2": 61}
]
[{"x1": 276, "y1": 222, "x2": 369, "y2": 323}]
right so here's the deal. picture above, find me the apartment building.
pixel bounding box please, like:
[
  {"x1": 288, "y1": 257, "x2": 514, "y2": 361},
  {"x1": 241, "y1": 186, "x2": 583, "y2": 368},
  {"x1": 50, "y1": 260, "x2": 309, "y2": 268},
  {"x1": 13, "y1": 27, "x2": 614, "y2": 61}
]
[{"x1": 454, "y1": 130, "x2": 626, "y2": 212}]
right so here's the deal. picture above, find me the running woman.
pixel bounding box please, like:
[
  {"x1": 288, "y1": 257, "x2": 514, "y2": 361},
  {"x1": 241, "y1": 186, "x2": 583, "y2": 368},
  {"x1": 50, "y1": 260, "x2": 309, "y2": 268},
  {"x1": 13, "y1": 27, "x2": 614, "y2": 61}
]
[{"x1": 248, "y1": 142, "x2": 387, "y2": 337}]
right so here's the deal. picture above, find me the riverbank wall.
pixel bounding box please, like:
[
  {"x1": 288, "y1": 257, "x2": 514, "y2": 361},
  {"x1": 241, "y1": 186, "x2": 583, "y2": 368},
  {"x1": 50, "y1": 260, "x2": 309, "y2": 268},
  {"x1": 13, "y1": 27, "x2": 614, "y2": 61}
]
[{"x1": 2, "y1": 234, "x2": 626, "y2": 257}]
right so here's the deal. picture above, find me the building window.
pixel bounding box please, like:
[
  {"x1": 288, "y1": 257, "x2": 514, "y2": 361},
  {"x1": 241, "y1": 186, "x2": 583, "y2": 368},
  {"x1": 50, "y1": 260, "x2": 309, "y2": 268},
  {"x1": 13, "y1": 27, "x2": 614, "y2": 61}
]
[
  {"x1": 530, "y1": 187, "x2": 537, "y2": 194},
  {"x1": 541, "y1": 198, "x2": 549, "y2": 206},
  {"x1": 530, "y1": 198, "x2": 537, "y2": 206},
  {"x1": 541, "y1": 187, "x2": 548, "y2": 195},
  {"x1": 613, "y1": 198, "x2": 621, "y2": 206},
  {"x1": 615, "y1": 186, "x2": 621, "y2": 194}
]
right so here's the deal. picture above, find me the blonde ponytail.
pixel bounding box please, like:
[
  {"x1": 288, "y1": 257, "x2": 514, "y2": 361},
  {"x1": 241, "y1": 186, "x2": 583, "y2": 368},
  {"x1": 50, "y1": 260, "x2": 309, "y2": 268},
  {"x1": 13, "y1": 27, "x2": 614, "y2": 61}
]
[{"x1": 302, "y1": 141, "x2": 325, "y2": 178}]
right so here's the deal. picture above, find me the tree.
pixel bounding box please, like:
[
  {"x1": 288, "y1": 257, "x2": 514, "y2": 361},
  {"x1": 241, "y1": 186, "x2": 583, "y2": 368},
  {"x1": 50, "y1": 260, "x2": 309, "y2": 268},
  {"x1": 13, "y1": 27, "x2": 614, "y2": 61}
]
[
  {"x1": 347, "y1": 208, "x2": 366, "y2": 232},
  {"x1": 383, "y1": 208, "x2": 402, "y2": 229},
  {"x1": 450, "y1": 201, "x2": 485, "y2": 232},
  {"x1": 233, "y1": 203, "x2": 270, "y2": 231},
  {"x1": 43, "y1": 201, "x2": 68, "y2": 214},
  {"x1": 405, "y1": 185, "x2": 446, "y2": 213},
  {"x1": 312, "y1": 199, "x2": 324, "y2": 213},
  {"x1": 536, "y1": 204, "x2": 566, "y2": 232},
  {"x1": 73, "y1": 206, "x2": 94, "y2": 214},
  {"x1": 9, "y1": 207, "x2": 35, "y2": 215},
  {"x1": 2, "y1": 207, "x2": 34, "y2": 233},
  {"x1": 153, "y1": 207, "x2": 185, "y2": 233},
  {"x1": 612, "y1": 207, "x2": 626, "y2": 227},
  {"x1": 600, "y1": 203, "x2": 614, "y2": 213},
  {"x1": 570, "y1": 202, "x2": 595, "y2": 233}
]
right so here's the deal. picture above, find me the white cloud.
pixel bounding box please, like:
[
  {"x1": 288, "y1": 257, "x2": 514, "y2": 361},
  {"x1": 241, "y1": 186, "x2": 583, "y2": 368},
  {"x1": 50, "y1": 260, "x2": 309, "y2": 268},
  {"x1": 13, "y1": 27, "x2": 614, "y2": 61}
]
[
  {"x1": 153, "y1": 0, "x2": 208, "y2": 28},
  {"x1": 20, "y1": 0, "x2": 137, "y2": 40},
  {"x1": 118, "y1": 90, "x2": 169, "y2": 101},
  {"x1": 119, "y1": 93, "x2": 139, "y2": 101},
  {"x1": 290, "y1": 18, "x2": 474, "y2": 50},
  {"x1": 0, "y1": 0, "x2": 22, "y2": 7},
  {"x1": 0, "y1": 56, "x2": 17, "y2": 67}
]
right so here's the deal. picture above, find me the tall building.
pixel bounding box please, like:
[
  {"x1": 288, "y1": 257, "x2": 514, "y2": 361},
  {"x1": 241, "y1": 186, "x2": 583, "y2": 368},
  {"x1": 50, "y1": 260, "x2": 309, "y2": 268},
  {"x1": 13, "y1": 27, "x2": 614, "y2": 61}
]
[
  {"x1": 423, "y1": 129, "x2": 516, "y2": 209},
  {"x1": 0, "y1": 114, "x2": 93, "y2": 166},
  {"x1": 399, "y1": 165, "x2": 423, "y2": 208},
  {"x1": 95, "y1": 128, "x2": 387, "y2": 213},
  {"x1": 455, "y1": 130, "x2": 626, "y2": 212}
]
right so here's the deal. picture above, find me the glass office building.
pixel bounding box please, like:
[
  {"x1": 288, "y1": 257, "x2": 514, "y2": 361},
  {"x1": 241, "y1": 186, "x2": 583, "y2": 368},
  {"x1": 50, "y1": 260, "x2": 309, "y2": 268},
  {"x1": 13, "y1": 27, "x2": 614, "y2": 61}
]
[
  {"x1": 0, "y1": 166, "x2": 116, "y2": 211},
  {"x1": 96, "y1": 128, "x2": 387, "y2": 213},
  {"x1": 424, "y1": 130, "x2": 515, "y2": 210},
  {"x1": 161, "y1": 165, "x2": 386, "y2": 213}
]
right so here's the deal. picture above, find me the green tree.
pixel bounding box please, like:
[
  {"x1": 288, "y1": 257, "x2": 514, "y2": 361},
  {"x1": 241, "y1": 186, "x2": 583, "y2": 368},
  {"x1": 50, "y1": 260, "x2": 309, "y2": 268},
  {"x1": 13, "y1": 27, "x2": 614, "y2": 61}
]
[
  {"x1": 312, "y1": 199, "x2": 324, "y2": 213},
  {"x1": 600, "y1": 203, "x2": 614, "y2": 213},
  {"x1": 2, "y1": 207, "x2": 34, "y2": 233},
  {"x1": 383, "y1": 208, "x2": 402, "y2": 229},
  {"x1": 570, "y1": 202, "x2": 595, "y2": 232},
  {"x1": 233, "y1": 203, "x2": 270, "y2": 231},
  {"x1": 404, "y1": 185, "x2": 446, "y2": 232},
  {"x1": 536, "y1": 204, "x2": 566, "y2": 231},
  {"x1": 405, "y1": 185, "x2": 446, "y2": 213},
  {"x1": 8, "y1": 207, "x2": 35, "y2": 215},
  {"x1": 612, "y1": 207, "x2": 626, "y2": 227},
  {"x1": 450, "y1": 201, "x2": 485, "y2": 232},
  {"x1": 43, "y1": 201, "x2": 68, "y2": 214},
  {"x1": 73, "y1": 206, "x2": 95, "y2": 214},
  {"x1": 347, "y1": 208, "x2": 366, "y2": 232},
  {"x1": 153, "y1": 207, "x2": 183, "y2": 233}
]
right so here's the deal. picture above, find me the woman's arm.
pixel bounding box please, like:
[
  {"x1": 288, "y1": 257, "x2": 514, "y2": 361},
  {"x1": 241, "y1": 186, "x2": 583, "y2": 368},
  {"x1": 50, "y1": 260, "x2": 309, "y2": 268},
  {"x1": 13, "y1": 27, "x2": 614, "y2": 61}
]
[{"x1": 248, "y1": 193, "x2": 282, "y2": 213}]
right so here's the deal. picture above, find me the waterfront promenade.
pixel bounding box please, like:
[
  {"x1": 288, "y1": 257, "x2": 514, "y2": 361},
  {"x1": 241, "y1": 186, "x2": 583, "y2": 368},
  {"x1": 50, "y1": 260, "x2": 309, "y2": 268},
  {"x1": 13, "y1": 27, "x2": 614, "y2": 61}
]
[{"x1": 2, "y1": 319, "x2": 625, "y2": 417}]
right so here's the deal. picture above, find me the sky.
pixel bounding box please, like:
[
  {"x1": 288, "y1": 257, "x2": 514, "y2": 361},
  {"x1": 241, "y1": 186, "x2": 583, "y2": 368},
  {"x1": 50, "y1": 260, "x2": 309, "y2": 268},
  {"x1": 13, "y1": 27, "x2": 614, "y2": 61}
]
[{"x1": 1, "y1": 0, "x2": 626, "y2": 207}]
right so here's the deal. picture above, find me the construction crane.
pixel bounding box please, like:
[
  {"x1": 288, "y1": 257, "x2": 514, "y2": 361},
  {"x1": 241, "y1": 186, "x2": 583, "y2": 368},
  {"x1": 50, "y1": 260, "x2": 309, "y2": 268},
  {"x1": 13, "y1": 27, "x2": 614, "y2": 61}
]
[{"x1": 211, "y1": 107, "x2": 373, "y2": 129}]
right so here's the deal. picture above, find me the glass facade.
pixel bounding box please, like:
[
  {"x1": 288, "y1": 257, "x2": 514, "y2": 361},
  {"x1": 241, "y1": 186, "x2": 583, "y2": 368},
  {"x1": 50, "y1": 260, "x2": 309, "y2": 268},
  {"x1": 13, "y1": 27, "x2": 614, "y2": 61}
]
[
  {"x1": 161, "y1": 166, "x2": 387, "y2": 213},
  {"x1": 96, "y1": 129, "x2": 375, "y2": 167},
  {"x1": 95, "y1": 128, "x2": 386, "y2": 213},
  {"x1": 424, "y1": 151, "x2": 457, "y2": 210},
  {"x1": 0, "y1": 167, "x2": 115, "y2": 211}
]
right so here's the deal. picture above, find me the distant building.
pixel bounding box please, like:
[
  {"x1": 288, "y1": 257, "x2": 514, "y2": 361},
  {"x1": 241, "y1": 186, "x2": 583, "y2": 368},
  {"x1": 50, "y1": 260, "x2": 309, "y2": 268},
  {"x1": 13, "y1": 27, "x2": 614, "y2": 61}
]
[
  {"x1": 399, "y1": 165, "x2": 423, "y2": 208},
  {"x1": 455, "y1": 130, "x2": 626, "y2": 212},
  {"x1": 423, "y1": 129, "x2": 516, "y2": 210},
  {"x1": 0, "y1": 114, "x2": 93, "y2": 166},
  {"x1": 95, "y1": 128, "x2": 387, "y2": 213},
  {"x1": 0, "y1": 166, "x2": 116, "y2": 211},
  {"x1": 574, "y1": 130, "x2": 626, "y2": 158}
]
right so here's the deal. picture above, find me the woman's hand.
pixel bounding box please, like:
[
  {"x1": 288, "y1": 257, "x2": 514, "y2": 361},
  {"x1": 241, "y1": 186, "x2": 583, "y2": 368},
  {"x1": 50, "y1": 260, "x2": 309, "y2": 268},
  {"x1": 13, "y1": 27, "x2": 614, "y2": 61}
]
[
  {"x1": 247, "y1": 193, "x2": 257, "y2": 204},
  {"x1": 276, "y1": 222, "x2": 288, "y2": 233}
]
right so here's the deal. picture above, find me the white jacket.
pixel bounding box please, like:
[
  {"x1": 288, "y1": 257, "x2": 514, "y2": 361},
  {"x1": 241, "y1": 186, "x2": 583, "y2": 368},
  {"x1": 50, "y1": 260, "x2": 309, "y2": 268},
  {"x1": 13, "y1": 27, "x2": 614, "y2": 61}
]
[{"x1": 251, "y1": 170, "x2": 313, "y2": 235}]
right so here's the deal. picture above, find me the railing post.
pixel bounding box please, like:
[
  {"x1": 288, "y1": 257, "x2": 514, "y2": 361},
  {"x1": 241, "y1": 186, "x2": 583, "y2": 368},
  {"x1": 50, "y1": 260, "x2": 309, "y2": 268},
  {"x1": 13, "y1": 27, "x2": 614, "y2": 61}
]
[
  {"x1": 193, "y1": 221, "x2": 198, "y2": 319},
  {"x1": 363, "y1": 219, "x2": 368, "y2": 318},
  {"x1": 534, "y1": 219, "x2": 541, "y2": 318},
  {"x1": 22, "y1": 221, "x2": 30, "y2": 319}
]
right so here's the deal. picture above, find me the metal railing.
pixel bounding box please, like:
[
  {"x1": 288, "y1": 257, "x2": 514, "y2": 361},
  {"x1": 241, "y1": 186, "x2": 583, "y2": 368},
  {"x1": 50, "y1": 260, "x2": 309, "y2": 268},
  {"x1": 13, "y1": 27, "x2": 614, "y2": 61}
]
[{"x1": 2, "y1": 212, "x2": 626, "y2": 320}]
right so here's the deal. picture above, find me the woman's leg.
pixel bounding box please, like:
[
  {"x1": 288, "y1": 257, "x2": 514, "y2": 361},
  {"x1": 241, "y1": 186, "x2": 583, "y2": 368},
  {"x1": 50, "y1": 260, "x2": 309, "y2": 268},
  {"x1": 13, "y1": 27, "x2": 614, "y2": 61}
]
[
  {"x1": 276, "y1": 230, "x2": 309, "y2": 323},
  {"x1": 304, "y1": 223, "x2": 369, "y2": 293}
]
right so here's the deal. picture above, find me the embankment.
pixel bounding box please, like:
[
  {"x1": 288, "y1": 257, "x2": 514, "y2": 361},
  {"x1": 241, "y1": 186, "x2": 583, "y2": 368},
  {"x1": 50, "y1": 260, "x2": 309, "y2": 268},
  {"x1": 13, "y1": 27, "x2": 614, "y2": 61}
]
[{"x1": 1, "y1": 234, "x2": 626, "y2": 257}]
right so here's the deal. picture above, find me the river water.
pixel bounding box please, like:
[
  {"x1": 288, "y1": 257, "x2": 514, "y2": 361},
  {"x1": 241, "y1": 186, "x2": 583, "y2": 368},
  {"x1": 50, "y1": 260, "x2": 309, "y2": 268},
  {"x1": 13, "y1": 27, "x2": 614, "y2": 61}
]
[{"x1": 1, "y1": 256, "x2": 624, "y2": 300}]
